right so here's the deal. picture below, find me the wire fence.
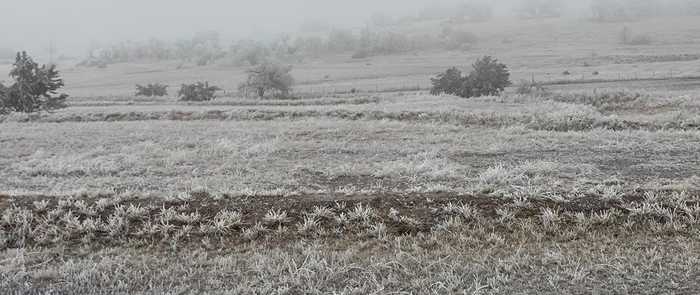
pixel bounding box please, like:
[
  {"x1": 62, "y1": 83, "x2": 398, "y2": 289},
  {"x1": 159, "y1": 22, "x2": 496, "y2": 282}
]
[
  {"x1": 535, "y1": 70, "x2": 694, "y2": 85},
  {"x1": 224, "y1": 70, "x2": 700, "y2": 99}
]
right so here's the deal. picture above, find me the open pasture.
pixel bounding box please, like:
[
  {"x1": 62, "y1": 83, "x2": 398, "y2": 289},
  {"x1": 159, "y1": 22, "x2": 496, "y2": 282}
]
[
  {"x1": 3, "y1": 87, "x2": 700, "y2": 293},
  {"x1": 2, "y1": 13, "x2": 700, "y2": 295}
]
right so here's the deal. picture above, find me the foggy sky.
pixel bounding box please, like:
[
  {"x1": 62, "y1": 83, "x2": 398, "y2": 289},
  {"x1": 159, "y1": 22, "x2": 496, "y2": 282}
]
[
  {"x1": 1, "y1": 0, "x2": 441, "y2": 56},
  {"x1": 0, "y1": 0, "x2": 605, "y2": 58}
]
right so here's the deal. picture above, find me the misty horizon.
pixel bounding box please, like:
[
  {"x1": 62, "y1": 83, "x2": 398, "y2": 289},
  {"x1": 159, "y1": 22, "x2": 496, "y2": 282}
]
[
  {"x1": 1, "y1": 0, "x2": 434, "y2": 57},
  {"x1": 1, "y1": 0, "x2": 697, "y2": 60}
]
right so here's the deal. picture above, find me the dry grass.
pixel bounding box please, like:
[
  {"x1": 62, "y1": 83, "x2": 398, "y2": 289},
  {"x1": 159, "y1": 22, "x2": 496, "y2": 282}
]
[
  {"x1": 3, "y1": 14, "x2": 700, "y2": 293},
  {"x1": 2, "y1": 90, "x2": 699, "y2": 197},
  {"x1": 2, "y1": 189, "x2": 700, "y2": 293}
]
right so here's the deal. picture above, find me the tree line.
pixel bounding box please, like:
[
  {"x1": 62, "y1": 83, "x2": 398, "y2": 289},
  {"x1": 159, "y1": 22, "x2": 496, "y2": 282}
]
[{"x1": 78, "y1": 27, "x2": 482, "y2": 69}]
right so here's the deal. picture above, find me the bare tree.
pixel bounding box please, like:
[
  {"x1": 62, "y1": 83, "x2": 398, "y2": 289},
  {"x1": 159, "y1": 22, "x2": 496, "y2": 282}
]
[{"x1": 241, "y1": 63, "x2": 294, "y2": 98}]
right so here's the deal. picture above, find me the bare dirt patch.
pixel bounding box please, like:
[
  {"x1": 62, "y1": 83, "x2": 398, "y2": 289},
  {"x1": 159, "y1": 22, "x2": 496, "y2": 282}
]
[{"x1": 3, "y1": 188, "x2": 698, "y2": 250}]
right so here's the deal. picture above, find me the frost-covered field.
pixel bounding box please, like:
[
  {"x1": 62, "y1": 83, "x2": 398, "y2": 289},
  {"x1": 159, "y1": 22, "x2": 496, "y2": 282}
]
[
  {"x1": 3, "y1": 88, "x2": 700, "y2": 293},
  {"x1": 2, "y1": 14, "x2": 700, "y2": 295}
]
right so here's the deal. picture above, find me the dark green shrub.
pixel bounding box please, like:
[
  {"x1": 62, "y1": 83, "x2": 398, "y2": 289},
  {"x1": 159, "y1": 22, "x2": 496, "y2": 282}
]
[
  {"x1": 430, "y1": 67, "x2": 464, "y2": 95},
  {"x1": 135, "y1": 83, "x2": 168, "y2": 97},
  {"x1": 0, "y1": 52, "x2": 68, "y2": 113},
  {"x1": 431, "y1": 56, "x2": 510, "y2": 98},
  {"x1": 465, "y1": 56, "x2": 511, "y2": 97},
  {"x1": 178, "y1": 82, "x2": 220, "y2": 101}
]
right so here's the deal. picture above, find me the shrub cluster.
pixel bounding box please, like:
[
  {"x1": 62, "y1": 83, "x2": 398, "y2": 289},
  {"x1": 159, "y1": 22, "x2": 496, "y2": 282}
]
[
  {"x1": 178, "y1": 82, "x2": 221, "y2": 102},
  {"x1": 135, "y1": 83, "x2": 168, "y2": 97},
  {"x1": 0, "y1": 52, "x2": 68, "y2": 113},
  {"x1": 430, "y1": 56, "x2": 511, "y2": 98}
]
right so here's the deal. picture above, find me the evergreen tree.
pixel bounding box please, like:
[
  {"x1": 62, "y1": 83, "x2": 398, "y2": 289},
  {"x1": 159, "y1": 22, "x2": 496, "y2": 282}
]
[{"x1": 0, "y1": 51, "x2": 68, "y2": 113}]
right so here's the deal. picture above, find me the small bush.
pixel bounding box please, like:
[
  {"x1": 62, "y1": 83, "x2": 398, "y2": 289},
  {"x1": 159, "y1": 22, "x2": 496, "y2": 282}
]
[
  {"x1": 0, "y1": 51, "x2": 68, "y2": 113},
  {"x1": 178, "y1": 82, "x2": 220, "y2": 101},
  {"x1": 430, "y1": 56, "x2": 510, "y2": 98},
  {"x1": 562, "y1": 70, "x2": 571, "y2": 76},
  {"x1": 135, "y1": 83, "x2": 168, "y2": 97}
]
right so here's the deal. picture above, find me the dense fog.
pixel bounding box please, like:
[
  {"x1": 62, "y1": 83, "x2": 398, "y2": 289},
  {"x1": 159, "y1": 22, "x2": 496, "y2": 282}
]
[{"x1": 0, "y1": 0, "x2": 697, "y2": 60}]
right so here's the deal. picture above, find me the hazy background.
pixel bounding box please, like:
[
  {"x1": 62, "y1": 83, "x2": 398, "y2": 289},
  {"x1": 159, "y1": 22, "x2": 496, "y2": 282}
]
[
  {"x1": 0, "y1": 0, "x2": 695, "y2": 60},
  {"x1": 0, "y1": 0, "x2": 585, "y2": 57},
  {"x1": 0, "y1": 0, "x2": 433, "y2": 55}
]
